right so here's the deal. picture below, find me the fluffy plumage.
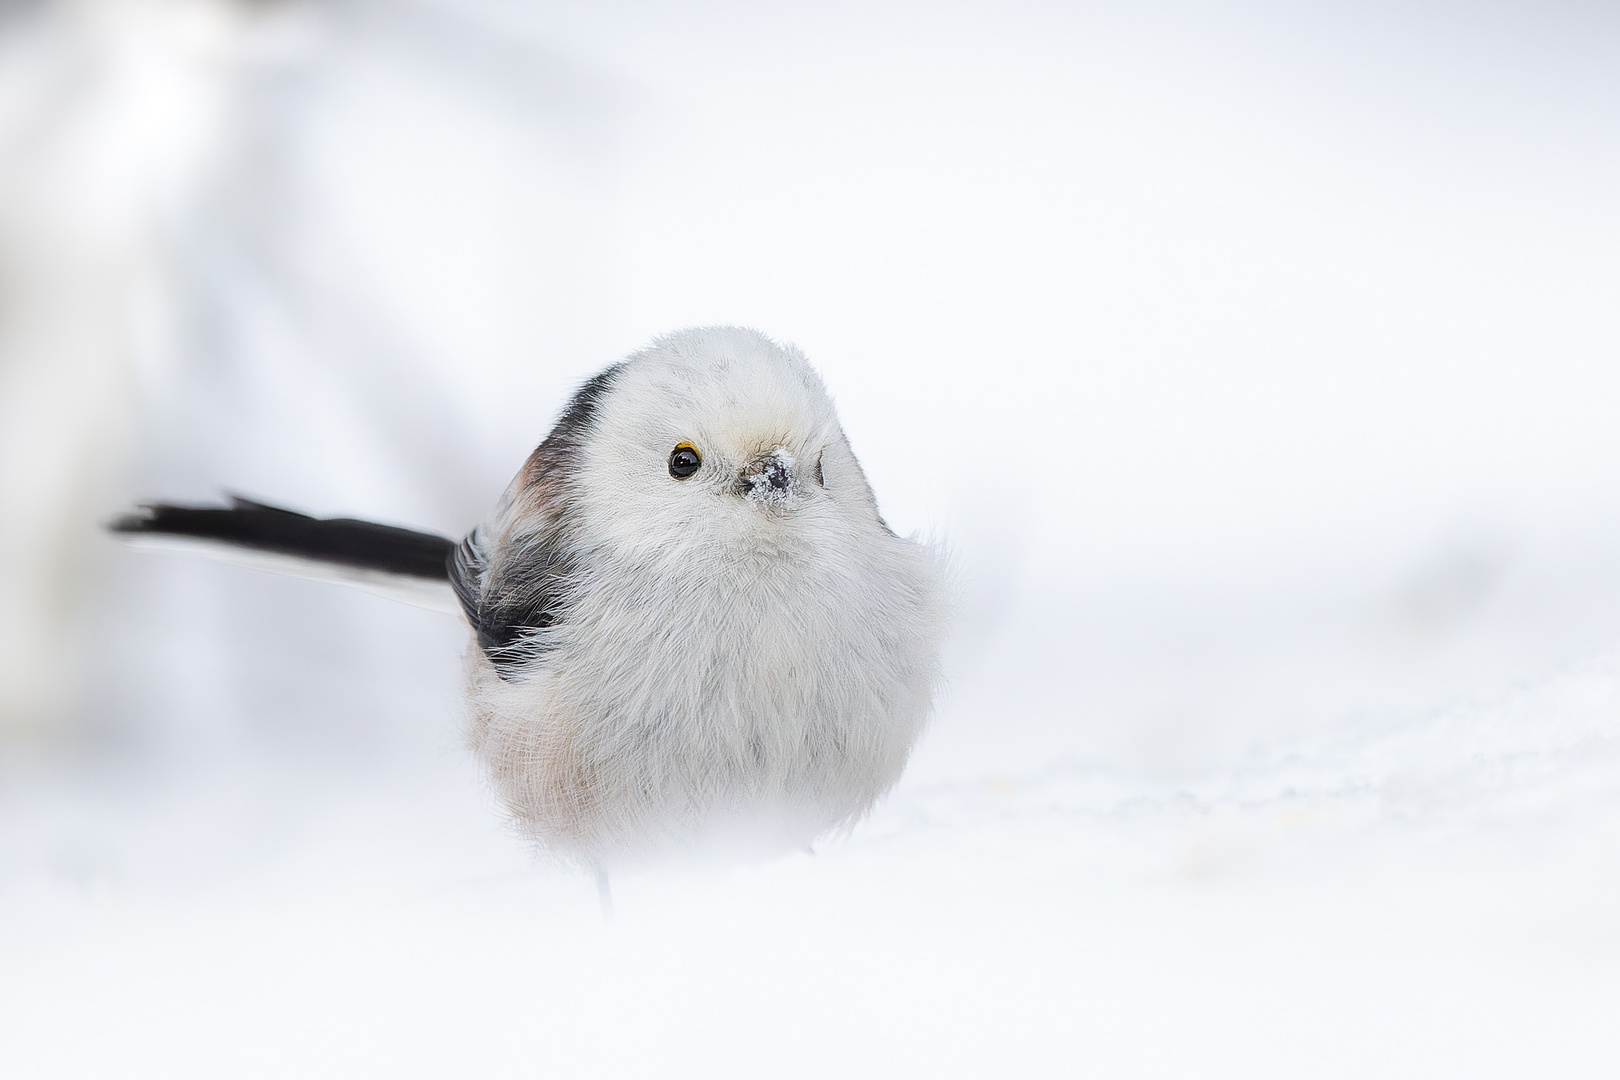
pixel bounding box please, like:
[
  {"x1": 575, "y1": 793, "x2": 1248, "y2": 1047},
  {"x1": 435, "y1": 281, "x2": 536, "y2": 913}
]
[{"x1": 117, "y1": 327, "x2": 947, "y2": 871}]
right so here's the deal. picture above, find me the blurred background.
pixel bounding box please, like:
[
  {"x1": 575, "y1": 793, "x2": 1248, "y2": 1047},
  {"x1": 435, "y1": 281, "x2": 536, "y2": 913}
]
[{"x1": 2, "y1": 1, "x2": 1619, "y2": 1075}]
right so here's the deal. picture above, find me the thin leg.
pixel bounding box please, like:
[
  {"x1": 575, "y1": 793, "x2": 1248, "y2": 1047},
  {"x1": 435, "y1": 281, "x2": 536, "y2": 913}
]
[{"x1": 595, "y1": 868, "x2": 614, "y2": 919}]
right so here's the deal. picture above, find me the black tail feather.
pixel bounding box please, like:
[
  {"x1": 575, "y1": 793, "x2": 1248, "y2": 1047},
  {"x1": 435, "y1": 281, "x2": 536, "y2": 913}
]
[{"x1": 111, "y1": 496, "x2": 457, "y2": 581}]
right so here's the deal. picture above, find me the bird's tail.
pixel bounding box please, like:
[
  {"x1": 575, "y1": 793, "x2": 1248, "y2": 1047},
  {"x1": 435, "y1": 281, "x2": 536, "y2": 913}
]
[{"x1": 110, "y1": 495, "x2": 462, "y2": 613}]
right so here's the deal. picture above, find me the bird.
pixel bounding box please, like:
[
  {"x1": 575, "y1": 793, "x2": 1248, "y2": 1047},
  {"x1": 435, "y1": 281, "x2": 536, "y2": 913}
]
[{"x1": 113, "y1": 327, "x2": 947, "y2": 896}]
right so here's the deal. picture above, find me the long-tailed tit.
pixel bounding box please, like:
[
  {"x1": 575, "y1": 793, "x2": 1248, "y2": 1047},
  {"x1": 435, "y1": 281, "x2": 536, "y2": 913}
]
[{"x1": 116, "y1": 327, "x2": 946, "y2": 887}]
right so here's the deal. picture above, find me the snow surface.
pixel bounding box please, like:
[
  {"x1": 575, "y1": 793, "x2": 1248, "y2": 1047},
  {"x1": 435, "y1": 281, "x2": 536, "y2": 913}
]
[{"x1": 4, "y1": 575, "x2": 1619, "y2": 1078}]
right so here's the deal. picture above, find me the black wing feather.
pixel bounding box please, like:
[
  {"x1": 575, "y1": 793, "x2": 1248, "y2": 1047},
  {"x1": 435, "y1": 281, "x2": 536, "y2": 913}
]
[
  {"x1": 449, "y1": 528, "x2": 580, "y2": 679},
  {"x1": 446, "y1": 363, "x2": 622, "y2": 678}
]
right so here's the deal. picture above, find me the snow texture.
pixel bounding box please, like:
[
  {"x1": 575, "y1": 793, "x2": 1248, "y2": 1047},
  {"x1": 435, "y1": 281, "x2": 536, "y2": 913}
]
[{"x1": 3, "y1": 631, "x2": 1619, "y2": 1077}]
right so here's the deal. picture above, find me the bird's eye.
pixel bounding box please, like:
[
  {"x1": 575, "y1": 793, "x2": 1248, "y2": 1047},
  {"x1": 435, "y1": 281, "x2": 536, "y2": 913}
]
[
  {"x1": 815, "y1": 450, "x2": 825, "y2": 487},
  {"x1": 669, "y1": 443, "x2": 702, "y2": 479}
]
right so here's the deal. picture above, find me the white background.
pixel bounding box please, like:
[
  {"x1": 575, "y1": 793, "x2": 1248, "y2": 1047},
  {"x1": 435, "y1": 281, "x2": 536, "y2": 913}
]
[{"x1": 2, "y1": 1, "x2": 1618, "y2": 1075}]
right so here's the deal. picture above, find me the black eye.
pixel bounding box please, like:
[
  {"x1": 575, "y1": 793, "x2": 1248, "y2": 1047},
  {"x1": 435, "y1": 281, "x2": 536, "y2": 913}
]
[
  {"x1": 669, "y1": 444, "x2": 702, "y2": 479},
  {"x1": 815, "y1": 451, "x2": 825, "y2": 487}
]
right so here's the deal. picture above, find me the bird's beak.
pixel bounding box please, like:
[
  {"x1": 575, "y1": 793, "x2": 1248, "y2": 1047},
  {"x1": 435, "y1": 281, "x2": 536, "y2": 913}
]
[{"x1": 736, "y1": 448, "x2": 800, "y2": 506}]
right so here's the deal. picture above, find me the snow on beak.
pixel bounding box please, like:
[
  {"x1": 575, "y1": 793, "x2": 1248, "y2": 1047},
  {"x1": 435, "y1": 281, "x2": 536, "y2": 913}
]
[{"x1": 736, "y1": 448, "x2": 800, "y2": 507}]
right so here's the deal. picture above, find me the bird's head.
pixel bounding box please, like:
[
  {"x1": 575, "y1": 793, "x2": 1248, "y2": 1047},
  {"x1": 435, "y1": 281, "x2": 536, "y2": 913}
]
[{"x1": 533, "y1": 327, "x2": 887, "y2": 553}]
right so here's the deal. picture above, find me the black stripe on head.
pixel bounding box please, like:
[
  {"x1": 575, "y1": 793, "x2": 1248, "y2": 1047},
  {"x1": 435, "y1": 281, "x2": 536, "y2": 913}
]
[{"x1": 528, "y1": 362, "x2": 623, "y2": 479}]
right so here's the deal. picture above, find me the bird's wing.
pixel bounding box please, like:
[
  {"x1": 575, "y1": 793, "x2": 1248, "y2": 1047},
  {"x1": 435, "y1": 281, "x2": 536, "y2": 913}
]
[{"x1": 448, "y1": 522, "x2": 581, "y2": 680}]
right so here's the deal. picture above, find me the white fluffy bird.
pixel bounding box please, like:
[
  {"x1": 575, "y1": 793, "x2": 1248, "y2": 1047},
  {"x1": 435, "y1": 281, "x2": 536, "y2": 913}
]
[{"x1": 117, "y1": 327, "x2": 946, "y2": 881}]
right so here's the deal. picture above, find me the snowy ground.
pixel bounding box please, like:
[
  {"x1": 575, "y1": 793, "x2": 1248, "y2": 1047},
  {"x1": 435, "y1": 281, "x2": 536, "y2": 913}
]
[{"x1": 4, "y1": 564, "x2": 1619, "y2": 1077}]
